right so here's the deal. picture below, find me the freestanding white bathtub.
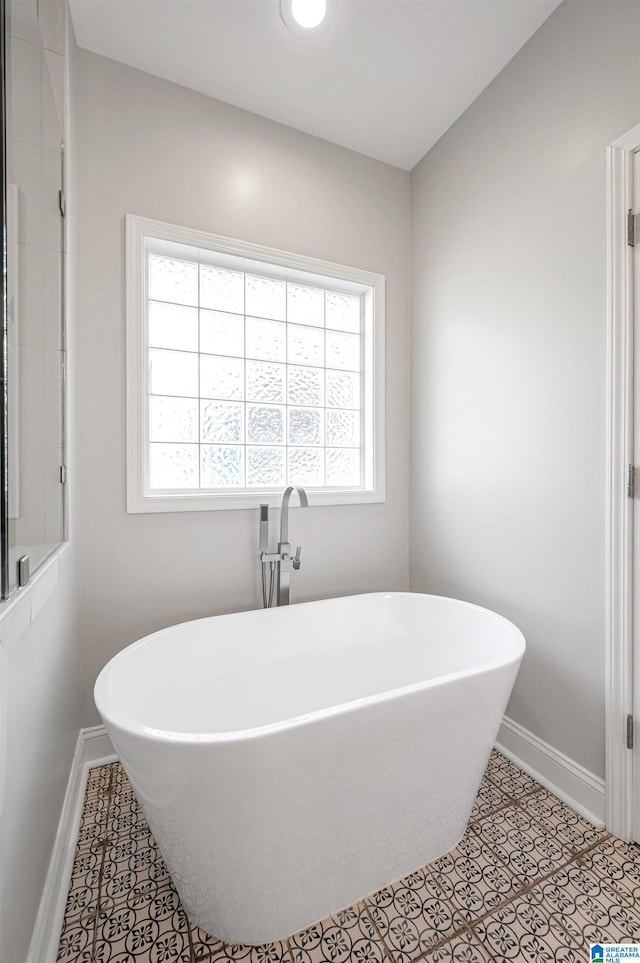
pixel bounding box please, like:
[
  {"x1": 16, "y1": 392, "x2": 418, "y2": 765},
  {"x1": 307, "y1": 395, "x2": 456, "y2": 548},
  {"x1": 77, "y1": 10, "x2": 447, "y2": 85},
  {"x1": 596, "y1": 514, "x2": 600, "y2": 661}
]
[{"x1": 94, "y1": 592, "x2": 525, "y2": 944}]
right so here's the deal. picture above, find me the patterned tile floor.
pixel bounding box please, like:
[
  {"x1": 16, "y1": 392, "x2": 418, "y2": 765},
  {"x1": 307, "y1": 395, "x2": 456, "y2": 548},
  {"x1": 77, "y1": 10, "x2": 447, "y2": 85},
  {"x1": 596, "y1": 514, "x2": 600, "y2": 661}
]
[{"x1": 57, "y1": 750, "x2": 640, "y2": 963}]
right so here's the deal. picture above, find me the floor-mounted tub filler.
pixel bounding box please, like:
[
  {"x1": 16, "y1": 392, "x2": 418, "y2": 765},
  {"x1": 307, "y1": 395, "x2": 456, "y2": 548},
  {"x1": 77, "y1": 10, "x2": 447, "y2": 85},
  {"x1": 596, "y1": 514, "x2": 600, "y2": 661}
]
[{"x1": 94, "y1": 592, "x2": 525, "y2": 945}]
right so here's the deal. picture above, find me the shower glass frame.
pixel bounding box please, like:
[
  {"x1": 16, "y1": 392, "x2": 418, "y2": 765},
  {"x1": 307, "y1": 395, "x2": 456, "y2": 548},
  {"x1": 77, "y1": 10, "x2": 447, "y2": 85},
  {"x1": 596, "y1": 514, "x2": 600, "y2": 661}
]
[{"x1": 0, "y1": 0, "x2": 67, "y2": 599}]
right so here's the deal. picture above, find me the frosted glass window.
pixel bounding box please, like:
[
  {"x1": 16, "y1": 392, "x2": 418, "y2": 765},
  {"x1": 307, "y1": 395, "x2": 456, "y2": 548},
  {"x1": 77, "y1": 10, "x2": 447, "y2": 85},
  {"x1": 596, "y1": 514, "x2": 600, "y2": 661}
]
[
  {"x1": 201, "y1": 401, "x2": 243, "y2": 444},
  {"x1": 149, "y1": 255, "x2": 198, "y2": 306},
  {"x1": 289, "y1": 407, "x2": 323, "y2": 446},
  {"x1": 246, "y1": 274, "x2": 286, "y2": 321},
  {"x1": 149, "y1": 302, "x2": 198, "y2": 352},
  {"x1": 200, "y1": 310, "x2": 244, "y2": 358},
  {"x1": 326, "y1": 448, "x2": 360, "y2": 486},
  {"x1": 149, "y1": 349, "x2": 198, "y2": 397},
  {"x1": 327, "y1": 409, "x2": 360, "y2": 448},
  {"x1": 201, "y1": 445, "x2": 243, "y2": 487},
  {"x1": 288, "y1": 324, "x2": 324, "y2": 367},
  {"x1": 150, "y1": 443, "x2": 198, "y2": 488},
  {"x1": 326, "y1": 291, "x2": 360, "y2": 333},
  {"x1": 200, "y1": 266, "x2": 244, "y2": 314},
  {"x1": 288, "y1": 284, "x2": 324, "y2": 327},
  {"x1": 246, "y1": 317, "x2": 286, "y2": 362},
  {"x1": 326, "y1": 370, "x2": 360, "y2": 410},
  {"x1": 289, "y1": 447, "x2": 324, "y2": 485},
  {"x1": 247, "y1": 404, "x2": 285, "y2": 445},
  {"x1": 150, "y1": 397, "x2": 198, "y2": 443},
  {"x1": 132, "y1": 221, "x2": 382, "y2": 507},
  {"x1": 247, "y1": 447, "x2": 286, "y2": 486},
  {"x1": 326, "y1": 330, "x2": 360, "y2": 371},
  {"x1": 288, "y1": 365, "x2": 323, "y2": 407},
  {"x1": 246, "y1": 361, "x2": 286, "y2": 404},
  {"x1": 200, "y1": 355, "x2": 244, "y2": 401}
]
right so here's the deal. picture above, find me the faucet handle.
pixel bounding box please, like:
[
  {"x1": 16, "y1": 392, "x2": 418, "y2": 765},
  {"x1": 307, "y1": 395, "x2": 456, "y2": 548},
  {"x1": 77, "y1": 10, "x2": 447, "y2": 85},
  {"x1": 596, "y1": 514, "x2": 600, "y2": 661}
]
[{"x1": 292, "y1": 546, "x2": 302, "y2": 570}]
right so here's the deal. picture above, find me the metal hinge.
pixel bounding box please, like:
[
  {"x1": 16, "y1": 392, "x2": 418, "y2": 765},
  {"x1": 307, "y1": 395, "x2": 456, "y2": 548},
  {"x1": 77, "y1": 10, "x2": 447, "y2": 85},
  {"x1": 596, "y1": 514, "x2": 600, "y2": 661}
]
[
  {"x1": 628, "y1": 714, "x2": 635, "y2": 749},
  {"x1": 60, "y1": 465, "x2": 67, "y2": 484},
  {"x1": 628, "y1": 464, "x2": 635, "y2": 498},
  {"x1": 58, "y1": 190, "x2": 65, "y2": 218},
  {"x1": 628, "y1": 209, "x2": 639, "y2": 247}
]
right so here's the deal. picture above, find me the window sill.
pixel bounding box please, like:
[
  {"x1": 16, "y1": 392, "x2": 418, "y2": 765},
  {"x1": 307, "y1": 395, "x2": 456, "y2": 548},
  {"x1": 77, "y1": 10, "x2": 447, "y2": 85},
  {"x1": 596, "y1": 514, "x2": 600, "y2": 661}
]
[{"x1": 127, "y1": 487, "x2": 385, "y2": 514}]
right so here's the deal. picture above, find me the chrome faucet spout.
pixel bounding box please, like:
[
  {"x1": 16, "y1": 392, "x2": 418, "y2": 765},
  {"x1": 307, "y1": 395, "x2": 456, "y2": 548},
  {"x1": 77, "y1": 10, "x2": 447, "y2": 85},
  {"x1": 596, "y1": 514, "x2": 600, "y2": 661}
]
[
  {"x1": 277, "y1": 484, "x2": 309, "y2": 606},
  {"x1": 279, "y1": 484, "x2": 309, "y2": 546}
]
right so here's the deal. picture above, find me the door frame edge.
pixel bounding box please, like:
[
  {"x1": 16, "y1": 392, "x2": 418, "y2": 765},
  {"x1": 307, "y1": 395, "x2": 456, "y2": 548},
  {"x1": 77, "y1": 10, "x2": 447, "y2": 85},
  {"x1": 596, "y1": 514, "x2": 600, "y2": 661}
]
[{"x1": 606, "y1": 124, "x2": 640, "y2": 840}]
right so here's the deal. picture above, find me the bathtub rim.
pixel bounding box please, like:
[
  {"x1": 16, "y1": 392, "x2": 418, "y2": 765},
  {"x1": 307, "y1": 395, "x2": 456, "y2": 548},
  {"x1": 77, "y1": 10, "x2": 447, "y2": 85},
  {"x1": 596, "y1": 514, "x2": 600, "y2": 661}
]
[{"x1": 94, "y1": 591, "x2": 525, "y2": 746}]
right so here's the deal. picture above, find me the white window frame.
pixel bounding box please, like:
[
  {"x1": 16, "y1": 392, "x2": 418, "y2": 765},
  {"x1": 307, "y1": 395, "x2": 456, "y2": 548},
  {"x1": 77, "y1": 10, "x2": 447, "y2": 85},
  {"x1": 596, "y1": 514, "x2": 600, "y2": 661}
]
[{"x1": 126, "y1": 214, "x2": 386, "y2": 513}]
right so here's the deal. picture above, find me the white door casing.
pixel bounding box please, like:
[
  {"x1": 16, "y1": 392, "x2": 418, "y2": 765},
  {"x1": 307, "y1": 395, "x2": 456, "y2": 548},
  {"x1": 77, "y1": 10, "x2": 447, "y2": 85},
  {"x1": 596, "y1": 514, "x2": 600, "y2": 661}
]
[
  {"x1": 606, "y1": 124, "x2": 640, "y2": 842},
  {"x1": 633, "y1": 148, "x2": 640, "y2": 843}
]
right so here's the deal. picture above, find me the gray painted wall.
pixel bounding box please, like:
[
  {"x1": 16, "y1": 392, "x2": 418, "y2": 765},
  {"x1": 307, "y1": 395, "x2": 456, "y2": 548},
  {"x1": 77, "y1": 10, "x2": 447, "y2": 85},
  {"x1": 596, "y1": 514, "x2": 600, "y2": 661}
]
[
  {"x1": 410, "y1": 0, "x2": 640, "y2": 779},
  {"x1": 74, "y1": 50, "x2": 411, "y2": 724}
]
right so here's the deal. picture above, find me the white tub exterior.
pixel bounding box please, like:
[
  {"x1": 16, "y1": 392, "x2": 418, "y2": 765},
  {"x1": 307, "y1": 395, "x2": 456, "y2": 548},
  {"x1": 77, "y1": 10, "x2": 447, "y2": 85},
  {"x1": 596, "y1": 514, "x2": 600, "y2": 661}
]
[{"x1": 94, "y1": 592, "x2": 525, "y2": 944}]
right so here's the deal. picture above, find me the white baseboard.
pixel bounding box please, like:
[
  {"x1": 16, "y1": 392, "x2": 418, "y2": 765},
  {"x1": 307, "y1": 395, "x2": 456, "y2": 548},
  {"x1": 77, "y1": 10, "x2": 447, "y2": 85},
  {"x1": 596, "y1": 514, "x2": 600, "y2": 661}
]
[
  {"x1": 77, "y1": 723, "x2": 115, "y2": 767},
  {"x1": 26, "y1": 726, "x2": 115, "y2": 963},
  {"x1": 496, "y1": 715, "x2": 606, "y2": 828}
]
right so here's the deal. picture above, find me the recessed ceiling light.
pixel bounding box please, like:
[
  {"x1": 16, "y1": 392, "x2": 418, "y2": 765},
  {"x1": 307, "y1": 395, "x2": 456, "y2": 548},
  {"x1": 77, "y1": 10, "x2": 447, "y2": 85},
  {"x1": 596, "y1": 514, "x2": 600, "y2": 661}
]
[{"x1": 281, "y1": 0, "x2": 327, "y2": 34}]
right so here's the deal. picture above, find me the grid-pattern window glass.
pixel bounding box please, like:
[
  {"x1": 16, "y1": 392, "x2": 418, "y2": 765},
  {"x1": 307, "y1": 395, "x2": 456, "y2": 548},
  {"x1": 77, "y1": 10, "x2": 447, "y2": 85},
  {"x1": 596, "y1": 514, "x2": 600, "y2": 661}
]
[
  {"x1": 127, "y1": 217, "x2": 384, "y2": 512},
  {"x1": 145, "y1": 249, "x2": 365, "y2": 492}
]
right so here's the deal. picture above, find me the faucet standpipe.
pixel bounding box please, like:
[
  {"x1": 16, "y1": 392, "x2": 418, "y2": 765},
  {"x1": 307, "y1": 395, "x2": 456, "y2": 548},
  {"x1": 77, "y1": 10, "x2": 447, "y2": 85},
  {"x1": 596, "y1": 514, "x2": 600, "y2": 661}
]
[{"x1": 258, "y1": 487, "x2": 309, "y2": 607}]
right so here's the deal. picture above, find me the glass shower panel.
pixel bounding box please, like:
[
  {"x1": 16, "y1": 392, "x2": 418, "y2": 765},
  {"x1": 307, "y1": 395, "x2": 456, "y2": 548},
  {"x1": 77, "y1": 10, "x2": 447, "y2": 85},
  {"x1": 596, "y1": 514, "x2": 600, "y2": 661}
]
[{"x1": 3, "y1": 0, "x2": 66, "y2": 595}]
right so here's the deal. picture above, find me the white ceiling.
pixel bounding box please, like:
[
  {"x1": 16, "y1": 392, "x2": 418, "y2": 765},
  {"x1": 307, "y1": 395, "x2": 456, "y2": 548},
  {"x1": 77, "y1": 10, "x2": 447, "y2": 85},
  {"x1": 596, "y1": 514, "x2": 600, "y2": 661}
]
[{"x1": 68, "y1": 0, "x2": 561, "y2": 171}]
